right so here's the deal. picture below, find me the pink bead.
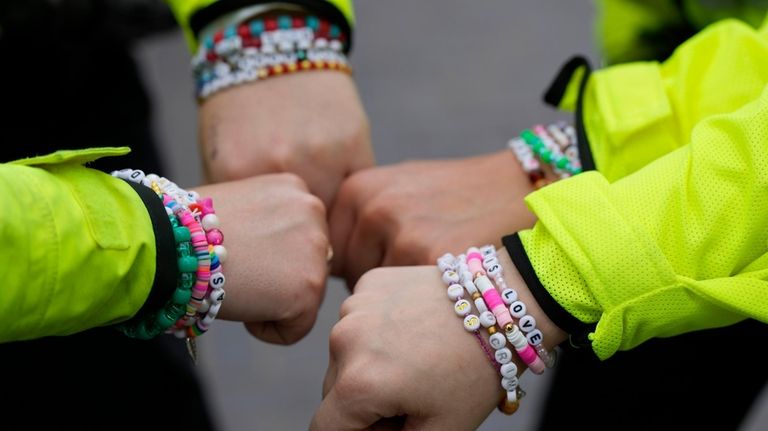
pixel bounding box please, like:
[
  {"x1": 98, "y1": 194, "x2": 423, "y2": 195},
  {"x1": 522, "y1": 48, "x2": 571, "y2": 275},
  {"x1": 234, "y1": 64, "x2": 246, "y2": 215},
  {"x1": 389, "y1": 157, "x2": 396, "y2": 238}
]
[
  {"x1": 483, "y1": 288, "x2": 514, "y2": 329},
  {"x1": 206, "y1": 229, "x2": 224, "y2": 245},
  {"x1": 467, "y1": 249, "x2": 485, "y2": 276},
  {"x1": 180, "y1": 213, "x2": 195, "y2": 226},
  {"x1": 517, "y1": 344, "x2": 546, "y2": 375},
  {"x1": 198, "y1": 197, "x2": 215, "y2": 215}
]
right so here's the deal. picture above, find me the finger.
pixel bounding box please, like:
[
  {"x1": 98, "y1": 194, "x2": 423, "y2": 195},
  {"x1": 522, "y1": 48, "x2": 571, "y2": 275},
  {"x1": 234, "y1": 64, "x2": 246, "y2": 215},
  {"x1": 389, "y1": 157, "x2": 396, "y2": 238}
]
[
  {"x1": 328, "y1": 180, "x2": 358, "y2": 277},
  {"x1": 343, "y1": 216, "x2": 386, "y2": 288},
  {"x1": 243, "y1": 305, "x2": 318, "y2": 345},
  {"x1": 322, "y1": 357, "x2": 338, "y2": 398},
  {"x1": 310, "y1": 386, "x2": 382, "y2": 431}
]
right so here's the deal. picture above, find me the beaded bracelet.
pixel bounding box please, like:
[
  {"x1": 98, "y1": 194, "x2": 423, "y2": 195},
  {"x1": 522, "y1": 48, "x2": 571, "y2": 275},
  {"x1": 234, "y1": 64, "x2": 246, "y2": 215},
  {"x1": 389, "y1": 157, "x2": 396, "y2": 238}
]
[
  {"x1": 508, "y1": 121, "x2": 582, "y2": 190},
  {"x1": 437, "y1": 252, "x2": 526, "y2": 415},
  {"x1": 111, "y1": 169, "x2": 227, "y2": 341},
  {"x1": 192, "y1": 13, "x2": 351, "y2": 100}
]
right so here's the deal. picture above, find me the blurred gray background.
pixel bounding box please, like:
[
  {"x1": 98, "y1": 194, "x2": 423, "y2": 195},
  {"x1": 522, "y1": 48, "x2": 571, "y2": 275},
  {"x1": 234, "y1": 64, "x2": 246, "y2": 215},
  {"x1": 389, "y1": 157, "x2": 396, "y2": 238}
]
[{"x1": 133, "y1": 1, "x2": 768, "y2": 430}]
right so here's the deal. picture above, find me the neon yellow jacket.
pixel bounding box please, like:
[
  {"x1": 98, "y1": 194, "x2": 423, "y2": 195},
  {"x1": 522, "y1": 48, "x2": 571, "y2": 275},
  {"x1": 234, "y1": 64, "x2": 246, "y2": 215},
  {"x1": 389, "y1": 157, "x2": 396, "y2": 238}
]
[
  {"x1": 509, "y1": 8, "x2": 768, "y2": 360},
  {"x1": 0, "y1": 148, "x2": 162, "y2": 342}
]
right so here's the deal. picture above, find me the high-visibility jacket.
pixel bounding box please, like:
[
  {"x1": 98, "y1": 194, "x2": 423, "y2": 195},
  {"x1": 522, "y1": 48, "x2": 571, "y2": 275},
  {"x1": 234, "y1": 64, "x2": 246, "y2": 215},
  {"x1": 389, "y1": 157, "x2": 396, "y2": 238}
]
[{"x1": 508, "y1": 5, "x2": 768, "y2": 360}]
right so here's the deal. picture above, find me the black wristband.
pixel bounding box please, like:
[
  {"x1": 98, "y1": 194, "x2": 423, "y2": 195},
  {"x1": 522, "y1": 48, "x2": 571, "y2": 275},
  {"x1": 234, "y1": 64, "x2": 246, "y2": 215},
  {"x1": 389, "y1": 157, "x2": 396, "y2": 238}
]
[
  {"x1": 124, "y1": 180, "x2": 178, "y2": 319},
  {"x1": 502, "y1": 233, "x2": 595, "y2": 348}
]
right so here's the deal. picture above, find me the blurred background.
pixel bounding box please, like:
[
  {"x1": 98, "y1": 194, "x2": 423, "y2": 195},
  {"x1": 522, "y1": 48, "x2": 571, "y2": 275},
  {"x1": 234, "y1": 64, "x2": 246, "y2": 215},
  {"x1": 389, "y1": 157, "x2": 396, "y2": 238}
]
[{"x1": 132, "y1": 1, "x2": 768, "y2": 429}]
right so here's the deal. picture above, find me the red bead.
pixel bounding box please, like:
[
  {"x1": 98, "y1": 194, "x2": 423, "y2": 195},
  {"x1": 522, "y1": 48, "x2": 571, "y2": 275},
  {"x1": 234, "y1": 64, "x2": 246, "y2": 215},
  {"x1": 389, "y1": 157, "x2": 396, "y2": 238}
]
[
  {"x1": 292, "y1": 17, "x2": 305, "y2": 28},
  {"x1": 206, "y1": 51, "x2": 218, "y2": 62},
  {"x1": 242, "y1": 37, "x2": 261, "y2": 48},
  {"x1": 318, "y1": 20, "x2": 330, "y2": 37},
  {"x1": 238, "y1": 24, "x2": 250, "y2": 38},
  {"x1": 265, "y1": 18, "x2": 278, "y2": 31},
  {"x1": 213, "y1": 30, "x2": 224, "y2": 43}
]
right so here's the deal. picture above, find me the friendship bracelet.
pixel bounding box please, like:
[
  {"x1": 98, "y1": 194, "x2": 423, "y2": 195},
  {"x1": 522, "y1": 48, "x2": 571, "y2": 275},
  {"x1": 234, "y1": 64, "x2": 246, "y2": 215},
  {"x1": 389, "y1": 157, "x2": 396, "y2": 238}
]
[
  {"x1": 508, "y1": 121, "x2": 582, "y2": 190},
  {"x1": 484, "y1": 245, "x2": 557, "y2": 369},
  {"x1": 437, "y1": 252, "x2": 526, "y2": 416},
  {"x1": 111, "y1": 169, "x2": 227, "y2": 341},
  {"x1": 192, "y1": 13, "x2": 351, "y2": 101}
]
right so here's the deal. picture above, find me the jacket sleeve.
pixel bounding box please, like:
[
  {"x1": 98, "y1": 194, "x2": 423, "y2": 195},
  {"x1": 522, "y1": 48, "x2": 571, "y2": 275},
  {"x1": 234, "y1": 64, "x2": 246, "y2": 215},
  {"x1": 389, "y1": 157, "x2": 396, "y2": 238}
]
[
  {"x1": 507, "y1": 84, "x2": 768, "y2": 360},
  {"x1": 582, "y1": 17, "x2": 768, "y2": 181},
  {"x1": 0, "y1": 148, "x2": 161, "y2": 342},
  {"x1": 165, "y1": 0, "x2": 355, "y2": 51}
]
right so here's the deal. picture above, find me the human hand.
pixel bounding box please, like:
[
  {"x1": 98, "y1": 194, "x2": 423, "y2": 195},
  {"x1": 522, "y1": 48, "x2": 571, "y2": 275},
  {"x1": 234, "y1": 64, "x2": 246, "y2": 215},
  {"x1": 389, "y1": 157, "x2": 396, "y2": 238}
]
[
  {"x1": 193, "y1": 173, "x2": 329, "y2": 344},
  {"x1": 312, "y1": 248, "x2": 565, "y2": 430},
  {"x1": 330, "y1": 150, "x2": 537, "y2": 287},
  {"x1": 198, "y1": 71, "x2": 374, "y2": 208}
]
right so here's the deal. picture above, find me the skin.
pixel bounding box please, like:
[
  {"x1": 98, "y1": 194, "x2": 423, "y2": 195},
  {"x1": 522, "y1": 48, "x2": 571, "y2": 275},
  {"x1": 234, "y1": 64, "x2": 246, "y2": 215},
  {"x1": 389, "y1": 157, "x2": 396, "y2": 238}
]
[
  {"x1": 329, "y1": 150, "x2": 538, "y2": 287},
  {"x1": 194, "y1": 173, "x2": 330, "y2": 345},
  {"x1": 198, "y1": 71, "x2": 375, "y2": 209},
  {"x1": 312, "y1": 248, "x2": 567, "y2": 430}
]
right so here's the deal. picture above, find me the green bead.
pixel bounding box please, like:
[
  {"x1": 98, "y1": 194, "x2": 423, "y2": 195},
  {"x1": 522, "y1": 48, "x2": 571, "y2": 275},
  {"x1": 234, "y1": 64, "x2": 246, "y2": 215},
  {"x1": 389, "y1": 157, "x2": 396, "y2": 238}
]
[
  {"x1": 180, "y1": 272, "x2": 195, "y2": 288},
  {"x1": 172, "y1": 288, "x2": 193, "y2": 305},
  {"x1": 174, "y1": 226, "x2": 191, "y2": 243},
  {"x1": 556, "y1": 157, "x2": 569, "y2": 169},
  {"x1": 156, "y1": 311, "x2": 176, "y2": 329},
  {"x1": 178, "y1": 256, "x2": 198, "y2": 273},
  {"x1": 169, "y1": 216, "x2": 180, "y2": 228},
  {"x1": 178, "y1": 242, "x2": 192, "y2": 257},
  {"x1": 540, "y1": 150, "x2": 553, "y2": 163}
]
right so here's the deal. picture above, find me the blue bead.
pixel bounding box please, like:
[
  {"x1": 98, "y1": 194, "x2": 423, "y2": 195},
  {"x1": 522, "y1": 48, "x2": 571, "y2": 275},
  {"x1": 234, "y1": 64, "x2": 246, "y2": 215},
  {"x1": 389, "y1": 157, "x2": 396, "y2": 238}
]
[
  {"x1": 204, "y1": 37, "x2": 214, "y2": 50},
  {"x1": 250, "y1": 20, "x2": 265, "y2": 35},
  {"x1": 224, "y1": 26, "x2": 236, "y2": 38},
  {"x1": 278, "y1": 15, "x2": 292, "y2": 29},
  {"x1": 330, "y1": 25, "x2": 340, "y2": 38},
  {"x1": 307, "y1": 16, "x2": 320, "y2": 30}
]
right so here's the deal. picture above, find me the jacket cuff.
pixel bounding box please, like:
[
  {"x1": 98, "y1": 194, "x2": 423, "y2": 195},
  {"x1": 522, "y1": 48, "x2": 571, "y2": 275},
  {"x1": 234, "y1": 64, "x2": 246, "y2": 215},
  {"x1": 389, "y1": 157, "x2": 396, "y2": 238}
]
[
  {"x1": 123, "y1": 181, "x2": 178, "y2": 319},
  {"x1": 502, "y1": 233, "x2": 595, "y2": 348},
  {"x1": 542, "y1": 55, "x2": 595, "y2": 172}
]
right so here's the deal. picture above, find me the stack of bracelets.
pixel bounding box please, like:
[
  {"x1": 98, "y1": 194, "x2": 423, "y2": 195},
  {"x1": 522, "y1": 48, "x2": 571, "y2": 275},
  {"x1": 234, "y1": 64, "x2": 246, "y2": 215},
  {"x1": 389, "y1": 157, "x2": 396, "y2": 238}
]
[
  {"x1": 192, "y1": 12, "x2": 351, "y2": 100},
  {"x1": 437, "y1": 245, "x2": 557, "y2": 415},
  {"x1": 508, "y1": 121, "x2": 582, "y2": 190},
  {"x1": 111, "y1": 168, "x2": 227, "y2": 342}
]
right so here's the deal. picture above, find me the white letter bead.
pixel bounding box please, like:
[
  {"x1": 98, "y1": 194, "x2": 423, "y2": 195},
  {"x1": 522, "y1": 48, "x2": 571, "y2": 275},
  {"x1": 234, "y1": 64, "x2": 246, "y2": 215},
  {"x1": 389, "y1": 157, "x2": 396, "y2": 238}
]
[
  {"x1": 501, "y1": 288, "x2": 518, "y2": 305},
  {"x1": 442, "y1": 270, "x2": 460, "y2": 285},
  {"x1": 509, "y1": 300, "x2": 527, "y2": 318},
  {"x1": 447, "y1": 284, "x2": 464, "y2": 301},
  {"x1": 482, "y1": 256, "x2": 499, "y2": 269},
  {"x1": 526, "y1": 329, "x2": 544, "y2": 346},
  {"x1": 474, "y1": 297, "x2": 488, "y2": 314},
  {"x1": 463, "y1": 314, "x2": 480, "y2": 332},
  {"x1": 519, "y1": 315, "x2": 537, "y2": 333},
  {"x1": 480, "y1": 245, "x2": 496, "y2": 256},
  {"x1": 494, "y1": 347, "x2": 513, "y2": 364},
  {"x1": 209, "y1": 272, "x2": 226, "y2": 289},
  {"x1": 454, "y1": 299, "x2": 472, "y2": 317},
  {"x1": 486, "y1": 263, "x2": 501, "y2": 278},
  {"x1": 459, "y1": 270, "x2": 473, "y2": 284},
  {"x1": 209, "y1": 288, "x2": 226, "y2": 305},
  {"x1": 479, "y1": 311, "x2": 496, "y2": 328},
  {"x1": 489, "y1": 333, "x2": 507, "y2": 350},
  {"x1": 501, "y1": 376, "x2": 519, "y2": 392},
  {"x1": 500, "y1": 362, "x2": 518, "y2": 378}
]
